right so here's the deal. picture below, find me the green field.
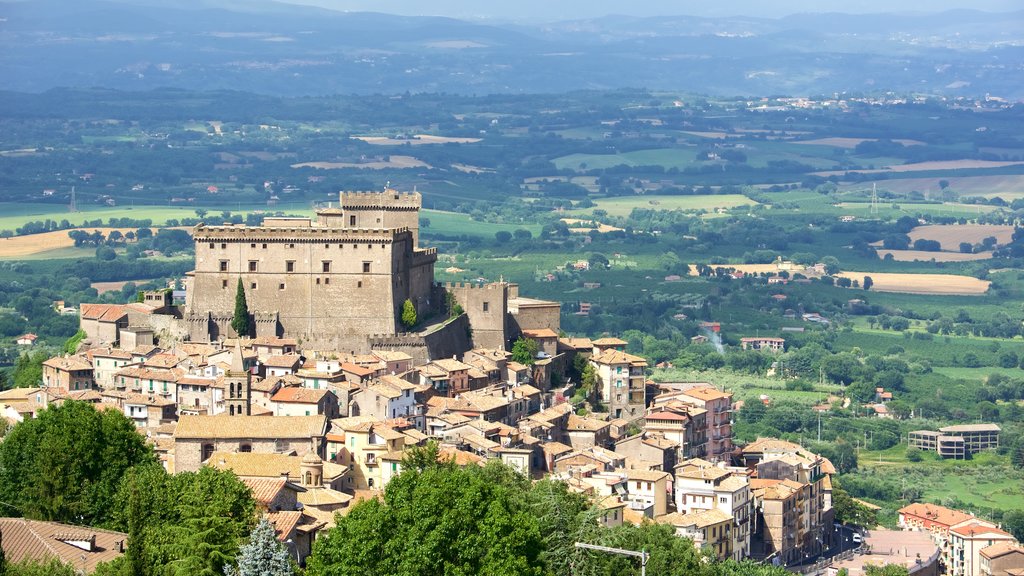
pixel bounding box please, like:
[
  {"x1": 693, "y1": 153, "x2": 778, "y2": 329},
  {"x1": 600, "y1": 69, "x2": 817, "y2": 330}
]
[
  {"x1": 421, "y1": 210, "x2": 541, "y2": 239},
  {"x1": 570, "y1": 194, "x2": 757, "y2": 217},
  {"x1": 0, "y1": 203, "x2": 529, "y2": 242},
  {"x1": 554, "y1": 148, "x2": 699, "y2": 171}
]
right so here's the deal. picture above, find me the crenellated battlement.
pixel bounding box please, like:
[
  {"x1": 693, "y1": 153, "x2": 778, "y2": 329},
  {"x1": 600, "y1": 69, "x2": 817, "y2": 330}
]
[
  {"x1": 194, "y1": 224, "x2": 412, "y2": 244},
  {"x1": 340, "y1": 190, "x2": 421, "y2": 211},
  {"x1": 437, "y1": 281, "x2": 507, "y2": 291}
]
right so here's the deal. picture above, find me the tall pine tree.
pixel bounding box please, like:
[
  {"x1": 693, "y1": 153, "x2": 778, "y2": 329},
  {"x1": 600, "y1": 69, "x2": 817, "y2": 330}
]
[{"x1": 231, "y1": 278, "x2": 250, "y2": 337}]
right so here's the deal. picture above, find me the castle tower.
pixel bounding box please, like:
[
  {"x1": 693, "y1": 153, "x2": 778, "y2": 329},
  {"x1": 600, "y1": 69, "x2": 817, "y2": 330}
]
[
  {"x1": 300, "y1": 451, "x2": 323, "y2": 487},
  {"x1": 224, "y1": 341, "x2": 251, "y2": 416}
]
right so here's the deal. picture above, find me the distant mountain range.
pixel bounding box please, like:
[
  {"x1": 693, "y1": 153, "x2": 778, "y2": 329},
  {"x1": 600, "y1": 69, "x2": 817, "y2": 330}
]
[{"x1": 2, "y1": 0, "x2": 1022, "y2": 97}]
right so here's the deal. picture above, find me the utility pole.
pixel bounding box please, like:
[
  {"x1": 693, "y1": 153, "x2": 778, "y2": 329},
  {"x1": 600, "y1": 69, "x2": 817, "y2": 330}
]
[{"x1": 575, "y1": 542, "x2": 650, "y2": 576}]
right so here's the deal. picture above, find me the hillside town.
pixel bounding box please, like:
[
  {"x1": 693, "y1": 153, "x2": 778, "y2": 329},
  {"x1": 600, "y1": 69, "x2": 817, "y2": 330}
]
[{"x1": 1, "y1": 189, "x2": 1020, "y2": 575}]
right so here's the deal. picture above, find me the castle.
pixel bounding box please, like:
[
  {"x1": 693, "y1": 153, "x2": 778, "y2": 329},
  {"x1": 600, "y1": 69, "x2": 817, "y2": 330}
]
[{"x1": 81, "y1": 189, "x2": 560, "y2": 362}]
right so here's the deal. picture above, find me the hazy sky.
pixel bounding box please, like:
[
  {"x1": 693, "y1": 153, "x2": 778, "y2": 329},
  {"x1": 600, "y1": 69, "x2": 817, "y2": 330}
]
[{"x1": 281, "y1": 0, "x2": 1021, "y2": 20}]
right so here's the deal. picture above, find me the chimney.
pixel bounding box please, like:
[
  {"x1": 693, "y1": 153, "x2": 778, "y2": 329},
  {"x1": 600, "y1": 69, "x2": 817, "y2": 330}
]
[{"x1": 116, "y1": 540, "x2": 125, "y2": 553}]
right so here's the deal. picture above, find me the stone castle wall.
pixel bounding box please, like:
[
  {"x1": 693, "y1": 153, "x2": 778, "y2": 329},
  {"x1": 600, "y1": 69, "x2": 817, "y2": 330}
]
[
  {"x1": 441, "y1": 282, "x2": 510, "y2": 351},
  {"x1": 186, "y1": 224, "x2": 436, "y2": 347}
]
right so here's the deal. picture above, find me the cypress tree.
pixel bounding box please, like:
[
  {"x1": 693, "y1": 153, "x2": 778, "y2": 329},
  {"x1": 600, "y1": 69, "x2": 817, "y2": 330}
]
[{"x1": 231, "y1": 278, "x2": 250, "y2": 337}]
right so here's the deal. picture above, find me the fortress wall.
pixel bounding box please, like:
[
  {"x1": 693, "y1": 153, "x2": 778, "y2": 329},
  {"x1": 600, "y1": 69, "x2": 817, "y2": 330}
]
[{"x1": 440, "y1": 282, "x2": 510, "y2": 351}]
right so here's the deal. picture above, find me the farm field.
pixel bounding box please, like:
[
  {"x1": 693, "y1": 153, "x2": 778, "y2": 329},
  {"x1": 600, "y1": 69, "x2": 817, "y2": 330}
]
[
  {"x1": 291, "y1": 155, "x2": 431, "y2": 170},
  {"x1": 841, "y1": 175, "x2": 1024, "y2": 197},
  {"x1": 351, "y1": 135, "x2": 482, "y2": 145},
  {"x1": 0, "y1": 203, "x2": 313, "y2": 232},
  {"x1": 813, "y1": 159, "x2": 1024, "y2": 176},
  {"x1": 572, "y1": 194, "x2": 757, "y2": 217},
  {"x1": 91, "y1": 279, "x2": 158, "y2": 294},
  {"x1": 794, "y1": 137, "x2": 925, "y2": 148},
  {"x1": 554, "y1": 148, "x2": 698, "y2": 171},
  {"x1": 836, "y1": 271, "x2": 990, "y2": 295},
  {"x1": 0, "y1": 228, "x2": 147, "y2": 259},
  {"x1": 421, "y1": 211, "x2": 541, "y2": 240},
  {"x1": 874, "y1": 249, "x2": 991, "y2": 262},
  {"x1": 932, "y1": 366, "x2": 1024, "y2": 382},
  {"x1": 906, "y1": 224, "x2": 1014, "y2": 250}
]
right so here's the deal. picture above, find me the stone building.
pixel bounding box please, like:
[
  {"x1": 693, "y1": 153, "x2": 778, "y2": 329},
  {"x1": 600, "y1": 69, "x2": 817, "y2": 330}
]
[
  {"x1": 172, "y1": 414, "x2": 328, "y2": 472},
  {"x1": 185, "y1": 190, "x2": 438, "y2": 350}
]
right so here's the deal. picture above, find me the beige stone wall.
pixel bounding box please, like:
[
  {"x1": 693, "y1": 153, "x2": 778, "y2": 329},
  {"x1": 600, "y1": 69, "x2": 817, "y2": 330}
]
[
  {"x1": 444, "y1": 283, "x2": 509, "y2": 351},
  {"x1": 175, "y1": 437, "x2": 316, "y2": 473},
  {"x1": 187, "y1": 225, "x2": 436, "y2": 347}
]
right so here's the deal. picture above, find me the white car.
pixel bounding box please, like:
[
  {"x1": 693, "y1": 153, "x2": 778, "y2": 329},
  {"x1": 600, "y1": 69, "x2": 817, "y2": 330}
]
[{"x1": 852, "y1": 533, "x2": 863, "y2": 545}]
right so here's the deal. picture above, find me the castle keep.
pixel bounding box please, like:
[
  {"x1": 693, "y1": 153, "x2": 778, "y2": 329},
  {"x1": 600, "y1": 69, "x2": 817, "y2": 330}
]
[{"x1": 184, "y1": 190, "x2": 438, "y2": 349}]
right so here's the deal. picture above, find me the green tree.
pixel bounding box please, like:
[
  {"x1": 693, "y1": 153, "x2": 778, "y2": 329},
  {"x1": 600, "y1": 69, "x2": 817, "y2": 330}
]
[
  {"x1": 5, "y1": 558, "x2": 77, "y2": 576},
  {"x1": 0, "y1": 401, "x2": 155, "y2": 525},
  {"x1": 63, "y1": 329, "x2": 86, "y2": 354},
  {"x1": 400, "y1": 299, "x2": 417, "y2": 329},
  {"x1": 832, "y1": 479, "x2": 877, "y2": 528},
  {"x1": 495, "y1": 230, "x2": 513, "y2": 243},
  {"x1": 306, "y1": 461, "x2": 545, "y2": 576},
  {"x1": 225, "y1": 518, "x2": 296, "y2": 576},
  {"x1": 863, "y1": 276, "x2": 873, "y2": 291},
  {"x1": 100, "y1": 464, "x2": 256, "y2": 576},
  {"x1": 231, "y1": 278, "x2": 250, "y2": 337},
  {"x1": 511, "y1": 336, "x2": 539, "y2": 365},
  {"x1": 12, "y1": 351, "x2": 47, "y2": 388},
  {"x1": 865, "y1": 565, "x2": 910, "y2": 576}
]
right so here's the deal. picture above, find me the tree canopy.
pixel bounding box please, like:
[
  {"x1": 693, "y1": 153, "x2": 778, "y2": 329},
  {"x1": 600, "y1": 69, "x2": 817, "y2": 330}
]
[
  {"x1": 97, "y1": 464, "x2": 257, "y2": 576},
  {"x1": 0, "y1": 400, "x2": 155, "y2": 525},
  {"x1": 511, "y1": 336, "x2": 539, "y2": 365},
  {"x1": 307, "y1": 446, "x2": 795, "y2": 576}
]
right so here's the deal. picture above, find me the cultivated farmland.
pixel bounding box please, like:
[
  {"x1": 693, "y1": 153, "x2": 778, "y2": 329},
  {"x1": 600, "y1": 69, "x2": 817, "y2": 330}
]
[
  {"x1": 836, "y1": 271, "x2": 990, "y2": 295},
  {"x1": 0, "y1": 228, "x2": 142, "y2": 259},
  {"x1": 906, "y1": 224, "x2": 1015, "y2": 250}
]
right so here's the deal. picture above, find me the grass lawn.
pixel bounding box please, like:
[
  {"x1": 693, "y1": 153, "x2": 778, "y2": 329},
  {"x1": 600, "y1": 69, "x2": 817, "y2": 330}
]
[
  {"x1": 553, "y1": 148, "x2": 698, "y2": 171},
  {"x1": 570, "y1": 194, "x2": 757, "y2": 217},
  {"x1": 421, "y1": 210, "x2": 541, "y2": 239},
  {"x1": 0, "y1": 203, "x2": 309, "y2": 232}
]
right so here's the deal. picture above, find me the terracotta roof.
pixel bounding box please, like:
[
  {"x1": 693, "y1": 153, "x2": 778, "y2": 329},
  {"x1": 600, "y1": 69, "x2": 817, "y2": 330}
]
[
  {"x1": 625, "y1": 469, "x2": 670, "y2": 482},
  {"x1": 209, "y1": 452, "x2": 346, "y2": 482},
  {"x1": 678, "y1": 386, "x2": 732, "y2": 401},
  {"x1": 87, "y1": 347, "x2": 133, "y2": 360},
  {"x1": 522, "y1": 328, "x2": 559, "y2": 339},
  {"x1": 0, "y1": 517, "x2": 127, "y2": 573},
  {"x1": 951, "y1": 521, "x2": 1012, "y2": 538},
  {"x1": 646, "y1": 410, "x2": 690, "y2": 422},
  {"x1": 676, "y1": 464, "x2": 731, "y2": 481},
  {"x1": 124, "y1": 393, "x2": 175, "y2": 407},
  {"x1": 431, "y1": 358, "x2": 473, "y2": 372},
  {"x1": 264, "y1": 354, "x2": 302, "y2": 368},
  {"x1": 298, "y1": 487, "x2": 353, "y2": 507},
  {"x1": 340, "y1": 362, "x2": 374, "y2": 377},
  {"x1": 568, "y1": 414, "x2": 610, "y2": 432},
  {"x1": 592, "y1": 337, "x2": 628, "y2": 346},
  {"x1": 271, "y1": 387, "x2": 331, "y2": 404},
  {"x1": 899, "y1": 503, "x2": 974, "y2": 528},
  {"x1": 980, "y1": 542, "x2": 1024, "y2": 560},
  {"x1": 42, "y1": 354, "x2": 93, "y2": 371},
  {"x1": 265, "y1": 511, "x2": 303, "y2": 541},
  {"x1": 80, "y1": 303, "x2": 128, "y2": 322},
  {"x1": 591, "y1": 349, "x2": 647, "y2": 366},
  {"x1": 541, "y1": 441, "x2": 573, "y2": 456},
  {"x1": 175, "y1": 414, "x2": 327, "y2": 440},
  {"x1": 660, "y1": 508, "x2": 733, "y2": 529},
  {"x1": 240, "y1": 477, "x2": 304, "y2": 507}
]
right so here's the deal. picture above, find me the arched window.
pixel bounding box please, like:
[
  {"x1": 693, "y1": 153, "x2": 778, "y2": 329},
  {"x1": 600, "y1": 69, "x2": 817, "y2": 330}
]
[
  {"x1": 304, "y1": 472, "x2": 312, "y2": 485},
  {"x1": 368, "y1": 478, "x2": 375, "y2": 488}
]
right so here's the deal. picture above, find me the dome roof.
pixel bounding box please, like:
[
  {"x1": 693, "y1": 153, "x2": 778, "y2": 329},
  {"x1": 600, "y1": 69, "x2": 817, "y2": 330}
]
[{"x1": 301, "y1": 452, "x2": 323, "y2": 465}]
